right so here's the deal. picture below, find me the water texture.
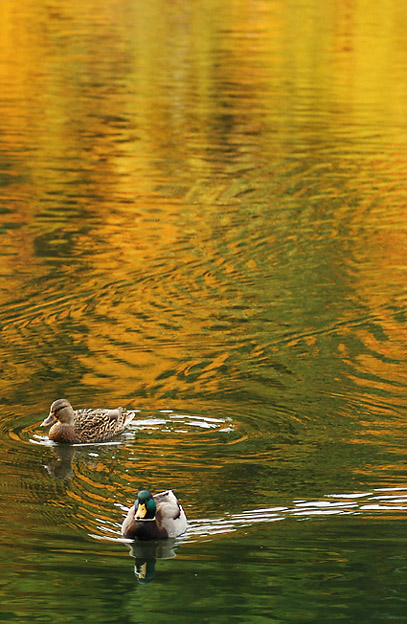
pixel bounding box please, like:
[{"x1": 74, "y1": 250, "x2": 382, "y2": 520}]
[{"x1": 1, "y1": 0, "x2": 407, "y2": 622}]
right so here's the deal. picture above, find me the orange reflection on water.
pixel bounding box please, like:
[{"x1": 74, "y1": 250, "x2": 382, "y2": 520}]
[{"x1": 0, "y1": 0, "x2": 406, "y2": 437}]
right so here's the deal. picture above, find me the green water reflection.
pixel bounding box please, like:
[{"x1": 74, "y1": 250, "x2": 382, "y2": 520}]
[
  {"x1": 2, "y1": 516, "x2": 407, "y2": 623},
  {"x1": 1, "y1": 0, "x2": 407, "y2": 621}
]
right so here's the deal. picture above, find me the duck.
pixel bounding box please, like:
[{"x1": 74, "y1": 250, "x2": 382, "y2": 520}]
[
  {"x1": 121, "y1": 490, "x2": 187, "y2": 540},
  {"x1": 40, "y1": 398, "x2": 136, "y2": 444}
]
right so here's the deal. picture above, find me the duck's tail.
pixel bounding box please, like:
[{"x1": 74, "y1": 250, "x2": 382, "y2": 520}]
[{"x1": 122, "y1": 409, "x2": 137, "y2": 429}]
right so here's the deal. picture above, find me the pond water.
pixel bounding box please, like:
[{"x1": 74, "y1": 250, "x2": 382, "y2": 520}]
[{"x1": 1, "y1": 0, "x2": 407, "y2": 622}]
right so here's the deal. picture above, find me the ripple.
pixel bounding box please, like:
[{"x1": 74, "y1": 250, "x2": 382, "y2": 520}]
[
  {"x1": 185, "y1": 487, "x2": 407, "y2": 541},
  {"x1": 87, "y1": 486, "x2": 407, "y2": 545},
  {"x1": 20, "y1": 409, "x2": 236, "y2": 537}
]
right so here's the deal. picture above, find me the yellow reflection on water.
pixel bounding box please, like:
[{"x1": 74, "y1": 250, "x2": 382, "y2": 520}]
[{"x1": 0, "y1": 0, "x2": 406, "y2": 410}]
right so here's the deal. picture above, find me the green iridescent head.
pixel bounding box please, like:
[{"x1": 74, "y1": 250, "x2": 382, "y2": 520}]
[{"x1": 135, "y1": 490, "x2": 156, "y2": 520}]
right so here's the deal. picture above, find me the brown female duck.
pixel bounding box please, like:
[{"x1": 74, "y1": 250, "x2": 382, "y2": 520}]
[
  {"x1": 121, "y1": 490, "x2": 187, "y2": 540},
  {"x1": 40, "y1": 398, "x2": 136, "y2": 444}
]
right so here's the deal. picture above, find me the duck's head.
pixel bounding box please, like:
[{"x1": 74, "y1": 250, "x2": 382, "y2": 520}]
[
  {"x1": 41, "y1": 398, "x2": 75, "y2": 427},
  {"x1": 135, "y1": 490, "x2": 156, "y2": 520}
]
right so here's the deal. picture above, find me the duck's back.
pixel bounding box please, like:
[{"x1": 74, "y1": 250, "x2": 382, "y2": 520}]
[
  {"x1": 155, "y1": 490, "x2": 188, "y2": 538},
  {"x1": 72, "y1": 407, "x2": 135, "y2": 443}
]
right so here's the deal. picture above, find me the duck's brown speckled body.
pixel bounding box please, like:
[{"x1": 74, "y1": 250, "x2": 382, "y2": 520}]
[
  {"x1": 40, "y1": 398, "x2": 136, "y2": 444},
  {"x1": 121, "y1": 490, "x2": 187, "y2": 540}
]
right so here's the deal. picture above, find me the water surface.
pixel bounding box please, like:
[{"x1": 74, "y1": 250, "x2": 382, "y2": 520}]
[{"x1": 1, "y1": 0, "x2": 407, "y2": 622}]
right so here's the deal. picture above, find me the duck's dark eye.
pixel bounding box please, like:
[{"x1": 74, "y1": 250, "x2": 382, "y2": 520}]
[{"x1": 54, "y1": 404, "x2": 66, "y2": 416}]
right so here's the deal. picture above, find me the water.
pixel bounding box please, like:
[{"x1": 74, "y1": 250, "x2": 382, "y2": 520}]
[{"x1": 1, "y1": 0, "x2": 407, "y2": 621}]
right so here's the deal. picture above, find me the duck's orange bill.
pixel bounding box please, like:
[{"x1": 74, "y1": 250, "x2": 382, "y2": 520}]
[{"x1": 41, "y1": 414, "x2": 57, "y2": 427}]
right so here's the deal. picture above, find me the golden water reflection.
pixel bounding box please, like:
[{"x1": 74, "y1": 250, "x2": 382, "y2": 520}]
[{"x1": 0, "y1": 0, "x2": 406, "y2": 498}]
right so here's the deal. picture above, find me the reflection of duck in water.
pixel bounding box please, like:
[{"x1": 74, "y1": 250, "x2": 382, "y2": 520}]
[
  {"x1": 43, "y1": 442, "x2": 120, "y2": 480},
  {"x1": 40, "y1": 398, "x2": 136, "y2": 444},
  {"x1": 128, "y1": 539, "x2": 178, "y2": 583},
  {"x1": 44, "y1": 444, "x2": 76, "y2": 479},
  {"x1": 121, "y1": 490, "x2": 187, "y2": 540}
]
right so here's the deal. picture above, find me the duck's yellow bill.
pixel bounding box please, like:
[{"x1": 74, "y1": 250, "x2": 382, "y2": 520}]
[{"x1": 135, "y1": 503, "x2": 147, "y2": 519}]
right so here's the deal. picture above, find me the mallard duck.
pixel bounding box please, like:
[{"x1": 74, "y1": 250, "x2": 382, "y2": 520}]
[
  {"x1": 121, "y1": 490, "x2": 187, "y2": 540},
  {"x1": 40, "y1": 398, "x2": 136, "y2": 444}
]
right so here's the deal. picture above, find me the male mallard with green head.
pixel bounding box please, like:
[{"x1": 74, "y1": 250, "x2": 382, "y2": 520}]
[
  {"x1": 121, "y1": 490, "x2": 187, "y2": 540},
  {"x1": 40, "y1": 398, "x2": 136, "y2": 444}
]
